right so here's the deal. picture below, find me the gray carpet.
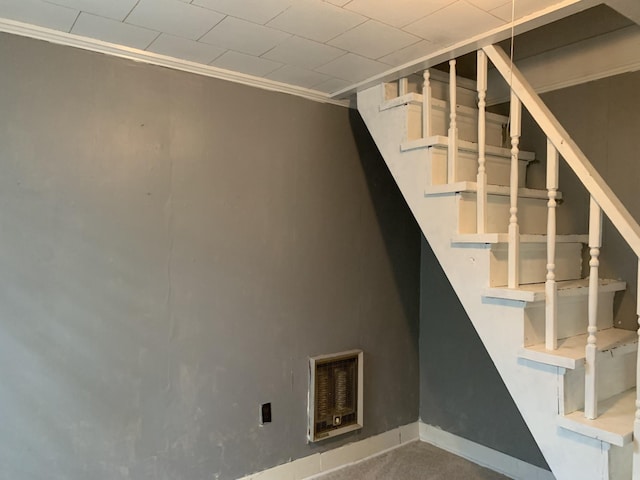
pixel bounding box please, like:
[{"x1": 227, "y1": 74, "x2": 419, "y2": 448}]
[{"x1": 314, "y1": 441, "x2": 511, "y2": 480}]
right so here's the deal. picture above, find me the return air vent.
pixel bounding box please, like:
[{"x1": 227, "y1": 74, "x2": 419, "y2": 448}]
[{"x1": 308, "y1": 350, "x2": 363, "y2": 442}]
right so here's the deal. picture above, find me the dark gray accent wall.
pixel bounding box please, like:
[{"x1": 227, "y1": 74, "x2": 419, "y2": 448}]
[
  {"x1": 521, "y1": 71, "x2": 640, "y2": 330},
  {"x1": 0, "y1": 33, "x2": 420, "y2": 480},
  {"x1": 419, "y1": 238, "x2": 549, "y2": 470}
]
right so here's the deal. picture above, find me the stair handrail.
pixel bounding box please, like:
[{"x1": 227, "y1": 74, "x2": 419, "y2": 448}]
[
  {"x1": 484, "y1": 44, "x2": 640, "y2": 454},
  {"x1": 483, "y1": 44, "x2": 640, "y2": 256}
]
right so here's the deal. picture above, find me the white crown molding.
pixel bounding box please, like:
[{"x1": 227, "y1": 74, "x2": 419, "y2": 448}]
[{"x1": 0, "y1": 18, "x2": 350, "y2": 108}]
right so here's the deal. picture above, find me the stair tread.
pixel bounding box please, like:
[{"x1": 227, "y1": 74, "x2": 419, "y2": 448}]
[
  {"x1": 518, "y1": 327, "x2": 637, "y2": 370},
  {"x1": 381, "y1": 93, "x2": 509, "y2": 122},
  {"x1": 558, "y1": 388, "x2": 635, "y2": 447},
  {"x1": 424, "y1": 181, "x2": 555, "y2": 199},
  {"x1": 483, "y1": 278, "x2": 627, "y2": 303},
  {"x1": 452, "y1": 233, "x2": 588, "y2": 245},
  {"x1": 402, "y1": 135, "x2": 535, "y2": 161}
]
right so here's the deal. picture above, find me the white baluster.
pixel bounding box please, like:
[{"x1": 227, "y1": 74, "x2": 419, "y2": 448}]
[
  {"x1": 633, "y1": 259, "x2": 640, "y2": 479},
  {"x1": 508, "y1": 93, "x2": 521, "y2": 288},
  {"x1": 398, "y1": 77, "x2": 408, "y2": 96},
  {"x1": 476, "y1": 51, "x2": 488, "y2": 234},
  {"x1": 422, "y1": 70, "x2": 432, "y2": 139},
  {"x1": 546, "y1": 140, "x2": 559, "y2": 350},
  {"x1": 448, "y1": 60, "x2": 458, "y2": 184},
  {"x1": 585, "y1": 196, "x2": 602, "y2": 420}
]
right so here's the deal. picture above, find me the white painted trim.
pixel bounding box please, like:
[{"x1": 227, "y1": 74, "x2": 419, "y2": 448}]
[
  {"x1": 0, "y1": 18, "x2": 350, "y2": 108},
  {"x1": 486, "y1": 25, "x2": 640, "y2": 106},
  {"x1": 236, "y1": 422, "x2": 420, "y2": 480},
  {"x1": 419, "y1": 423, "x2": 555, "y2": 480}
]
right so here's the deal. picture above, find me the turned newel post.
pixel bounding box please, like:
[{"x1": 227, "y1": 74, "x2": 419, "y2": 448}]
[
  {"x1": 585, "y1": 196, "x2": 602, "y2": 420},
  {"x1": 476, "y1": 50, "x2": 488, "y2": 234},
  {"x1": 545, "y1": 140, "x2": 559, "y2": 350},
  {"x1": 448, "y1": 59, "x2": 458, "y2": 183},
  {"x1": 508, "y1": 92, "x2": 521, "y2": 289},
  {"x1": 422, "y1": 70, "x2": 432, "y2": 139}
]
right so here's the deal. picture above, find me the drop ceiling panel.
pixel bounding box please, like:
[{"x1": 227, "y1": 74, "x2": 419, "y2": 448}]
[
  {"x1": 0, "y1": 0, "x2": 587, "y2": 97},
  {"x1": 46, "y1": 0, "x2": 137, "y2": 21},
  {"x1": 0, "y1": 0, "x2": 78, "y2": 31},
  {"x1": 200, "y1": 17, "x2": 291, "y2": 56},
  {"x1": 192, "y1": 0, "x2": 293, "y2": 25},
  {"x1": 344, "y1": 0, "x2": 457, "y2": 28},
  {"x1": 265, "y1": 65, "x2": 330, "y2": 88},
  {"x1": 316, "y1": 52, "x2": 390, "y2": 82},
  {"x1": 405, "y1": 1, "x2": 505, "y2": 45},
  {"x1": 262, "y1": 36, "x2": 346, "y2": 70},
  {"x1": 378, "y1": 39, "x2": 437, "y2": 67},
  {"x1": 266, "y1": 1, "x2": 366, "y2": 42},
  {"x1": 72, "y1": 12, "x2": 159, "y2": 49},
  {"x1": 328, "y1": 19, "x2": 422, "y2": 60},
  {"x1": 211, "y1": 50, "x2": 283, "y2": 77},
  {"x1": 147, "y1": 33, "x2": 226, "y2": 64},
  {"x1": 126, "y1": 0, "x2": 225, "y2": 40}
]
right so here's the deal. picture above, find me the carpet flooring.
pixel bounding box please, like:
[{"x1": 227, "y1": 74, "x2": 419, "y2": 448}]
[{"x1": 313, "y1": 441, "x2": 511, "y2": 480}]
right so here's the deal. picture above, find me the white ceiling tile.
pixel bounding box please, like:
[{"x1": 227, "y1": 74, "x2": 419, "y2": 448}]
[
  {"x1": 344, "y1": 0, "x2": 456, "y2": 28},
  {"x1": 72, "y1": 12, "x2": 159, "y2": 49},
  {"x1": 0, "y1": 0, "x2": 78, "y2": 31},
  {"x1": 266, "y1": 65, "x2": 330, "y2": 88},
  {"x1": 312, "y1": 76, "x2": 351, "y2": 94},
  {"x1": 192, "y1": 0, "x2": 293, "y2": 24},
  {"x1": 43, "y1": 0, "x2": 137, "y2": 21},
  {"x1": 267, "y1": 0, "x2": 366, "y2": 43},
  {"x1": 125, "y1": 0, "x2": 225, "y2": 40},
  {"x1": 466, "y1": 0, "x2": 510, "y2": 11},
  {"x1": 146, "y1": 33, "x2": 226, "y2": 64},
  {"x1": 490, "y1": 0, "x2": 559, "y2": 22},
  {"x1": 200, "y1": 16, "x2": 290, "y2": 56},
  {"x1": 316, "y1": 52, "x2": 389, "y2": 83},
  {"x1": 323, "y1": 0, "x2": 350, "y2": 6},
  {"x1": 262, "y1": 36, "x2": 345, "y2": 70},
  {"x1": 211, "y1": 50, "x2": 282, "y2": 76},
  {"x1": 405, "y1": 1, "x2": 504, "y2": 46},
  {"x1": 328, "y1": 20, "x2": 421, "y2": 60},
  {"x1": 377, "y1": 40, "x2": 437, "y2": 66}
]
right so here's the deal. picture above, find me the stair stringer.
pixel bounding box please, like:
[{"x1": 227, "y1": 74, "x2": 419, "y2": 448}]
[{"x1": 357, "y1": 84, "x2": 612, "y2": 480}]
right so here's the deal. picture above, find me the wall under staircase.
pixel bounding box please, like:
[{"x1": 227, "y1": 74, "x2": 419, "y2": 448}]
[{"x1": 357, "y1": 58, "x2": 640, "y2": 480}]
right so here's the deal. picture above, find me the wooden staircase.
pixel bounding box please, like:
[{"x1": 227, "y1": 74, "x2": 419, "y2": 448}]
[{"x1": 357, "y1": 47, "x2": 639, "y2": 479}]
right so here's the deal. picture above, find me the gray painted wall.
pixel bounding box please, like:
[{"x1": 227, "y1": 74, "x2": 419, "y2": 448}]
[
  {"x1": 0, "y1": 33, "x2": 421, "y2": 480},
  {"x1": 419, "y1": 238, "x2": 549, "y2": 470},
  {"x1": 522, "y1": 71, "x2": 640, "y2": 330}
]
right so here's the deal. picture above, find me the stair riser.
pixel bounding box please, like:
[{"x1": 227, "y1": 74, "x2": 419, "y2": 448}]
[
  {"x1": 457, "y1": 192, "x2": 548, "y2": 234},
  {"x1": 427, "y1": 146, "x2": 527, "y2": 187},
  {"x1": 407, "y1": 103, "x2": 504, "y2": 145},
  {"x1": 488, "y1": 243, "x2": 583, "y2": 287},
  {"x1": 386, "y1": 74, "x2": 478, "y2": 108},
  {"x1": 523, "y1": 292, "x2": 616, "y2": 347},
  {"x1": 564, "y1": 350, "x2": 636, "y2": 415}
]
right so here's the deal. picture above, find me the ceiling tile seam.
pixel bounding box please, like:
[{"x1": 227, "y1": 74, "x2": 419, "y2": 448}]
[
  {"x1": 372, "y1": 37, "x2": 426, "y2": 64},
  {"x1": 204, "y1": 47, "x2": 228, "y2": 65},
  {"x1": 257, "y1": 36, "x2": 348, "y2": 69},
  {"x1": 194, "y1": 13, "x2": 227, "y2": 42},
  {"x1": 262, "y1": 4, "x2": 296, "y2": 26},
  {"x1": 401, "y1": 0, "x2": 461, "y2": 34},
  {"x1": 143, "y1": 31, "x2": 163, "y2": 51},
  {"x1": 122, "y1": 0, "x2": 142, "y2": 24},
  {"x1": 308, "y1": 51, "x2": 351, "y2": 78},
  {"x1": 68, "y1": 10, "x2": 81, "y2": 33}
]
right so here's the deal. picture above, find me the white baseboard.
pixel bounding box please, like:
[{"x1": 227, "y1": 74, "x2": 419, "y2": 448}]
[
  {"x1": 236, "y1": 422, "x2": 420, "y2": 480},
  {"x1": 419, "y1": 422, "x2": 556, "y2": 480}
]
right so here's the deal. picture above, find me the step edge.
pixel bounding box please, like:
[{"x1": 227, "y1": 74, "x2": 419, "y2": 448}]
[
  {"x1": 401, "y1": 137, "x2": 535, "y2": 161},
  {"x1": 424, "y1": 182, "x2": 554, "y2": 199},
  {"x1": 452, "y1": 233, "x2": 589, "y2": 245},
  {"x1": 482, "y1": 279, "x2": 627, "y2": 303},
  {"x1": 557, "y1": 416, "x2": 630, "y2": 447}
]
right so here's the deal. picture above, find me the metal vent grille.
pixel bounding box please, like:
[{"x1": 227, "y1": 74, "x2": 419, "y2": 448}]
[{"x1": 308, "y1": 350, "x2": 363, "y2": 442}]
